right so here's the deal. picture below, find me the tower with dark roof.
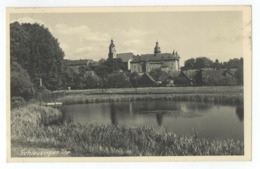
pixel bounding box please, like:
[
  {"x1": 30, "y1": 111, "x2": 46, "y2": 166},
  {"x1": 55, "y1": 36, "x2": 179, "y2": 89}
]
[
  {"x1": 154, "y1": 41, "x2": 161, "y2": 54},
  {"x1": 108, "y1": 39, "x2": 117, "y2": 59}
]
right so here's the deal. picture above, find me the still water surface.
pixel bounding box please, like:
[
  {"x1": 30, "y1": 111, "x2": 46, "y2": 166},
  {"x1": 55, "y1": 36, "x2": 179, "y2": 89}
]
[{"x1": 62, "y1": 101, "x2": 244, "y2": 140}]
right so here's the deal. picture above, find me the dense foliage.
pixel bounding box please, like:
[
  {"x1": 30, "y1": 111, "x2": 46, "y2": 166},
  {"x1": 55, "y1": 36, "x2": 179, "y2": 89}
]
[
  {"x1": 183, "y1": 57, "x2": 243, "y2": 71},
  {"x1": 11, "y1": 61, "x2": 35, "y2": 100},
  {"x1": 10, "y1": 22, "x2": 64, "y2": 91}
]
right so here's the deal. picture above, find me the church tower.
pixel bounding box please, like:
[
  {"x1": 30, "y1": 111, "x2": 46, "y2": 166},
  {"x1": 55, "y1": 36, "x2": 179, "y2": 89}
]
[
  {"x1": 154, "y1": 41, "x2": 161, "y2": 54},
  {"x1": 108, "y1": 39, "x2": 117, "y2": 59}
]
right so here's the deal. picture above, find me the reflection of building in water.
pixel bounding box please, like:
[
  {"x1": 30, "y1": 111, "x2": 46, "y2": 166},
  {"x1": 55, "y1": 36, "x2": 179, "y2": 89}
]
[
  {"x1": 110, "y1": 103, "x2": 118, "y2": 125},
  {"x1": 236, "y1": 105, "x2": 244, "y2": 122},
  {"x1": 156, "y1": 114, "x2": 163, "y2": 126}
]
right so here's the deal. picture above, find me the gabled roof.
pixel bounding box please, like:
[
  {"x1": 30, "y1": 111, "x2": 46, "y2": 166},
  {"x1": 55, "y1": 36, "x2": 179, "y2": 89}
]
[
  {"x1": 182, "y1": 69, "x2": 199, "y2": 81},
  {"x1": 131, "y1": 53, "x2": 180, "y2": 63},
  {"x1": 225, "y1": 68, "x2": 237, "y2": 76},
  {"x1": 117, "y1": 53, "x2": 135, "y2": 62},
  {"x1": 141, "y1": 73, "x2": 156, "y2": 82},
  {"x1": 201, "y1": 70, "x2": 225, "y2": 80},
  {"x1": 168, "y1": 71, "x2": 181, "y2": 78}
]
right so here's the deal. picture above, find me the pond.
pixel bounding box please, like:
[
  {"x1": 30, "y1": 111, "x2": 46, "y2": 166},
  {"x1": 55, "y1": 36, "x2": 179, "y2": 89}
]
[{"x1": 61, "y1": 101, "x2": 244, "y2": 140}]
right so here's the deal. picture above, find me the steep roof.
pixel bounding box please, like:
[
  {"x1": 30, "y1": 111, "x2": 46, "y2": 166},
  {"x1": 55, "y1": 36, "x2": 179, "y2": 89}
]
[
  {"x1": 117, "y1": 53, "x2": 135, "y2": 62},
  {"x1": 200, "y1": 70, "x2": 225, "y2": 81},
  {"x1": 131, "y1": 53, "x2": 180, "y2": 63},
  {"x1": 168, "y1": 71, "x2": 181, "y2": 79},
  {"x1": 182, "y1": 69, "x2": 199, "y2": 81},
  {"x1": 141, "y1": 73, "x2": 156, "y2": 82},
  {"x1": 225, "y1": 68, "x2": 237, "y2": 76}
]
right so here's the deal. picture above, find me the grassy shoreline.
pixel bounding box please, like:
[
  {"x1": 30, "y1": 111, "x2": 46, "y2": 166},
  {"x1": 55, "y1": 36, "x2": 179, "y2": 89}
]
[
  {"x1": 11, "y1": 103, "x2": 244, "y2": 157},
  {"x1": 57, "y1": 93, "x2": 243, "y2": 105},
  {"x1": 54, "y1": 86, "x2": 243, "y2": 95},
  {"x1": 39, "y1": 86, "x2": 242, "y2": 105}
]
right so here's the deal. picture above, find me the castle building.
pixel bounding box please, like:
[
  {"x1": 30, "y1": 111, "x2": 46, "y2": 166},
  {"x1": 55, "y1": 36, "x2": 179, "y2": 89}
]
[
  {"x1": 130, "y1": 41, "x2": 180, "y2": 73},
  {"x1": 107, "y1": 40, "x2": 180, "y2": 73}
]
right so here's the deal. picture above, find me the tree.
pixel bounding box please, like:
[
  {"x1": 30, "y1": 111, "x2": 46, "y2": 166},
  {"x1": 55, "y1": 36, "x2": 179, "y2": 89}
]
[
  {"x1": 11, "y1": 61, "x2": 35, "y2": 100},
  {"x1": 95, "y1": 65, "x2": 110, "y2": 79},
  {"x1": 235, "y1": 63, "x2": 243, "y2": 85},
  {"x1": 104, "y1": 58, "x2": 126, "y2": 73},
  {"x1": 183, "y1": 58, "x2": 196, "y2": 70},
  {"x1": 227, "y1": 58, "x2": 242, "y2": 69},
  {"x1": 183, "y1": 57, "x2": 213, "y2": 70},
  {"x1": 73, "y1": 74, "x2": 85, "y2": 89},
  {"x1": 212, "y1": 59, "x2": 222, "y2": 70},
  {"x1": 222, "y1": 58, "x2": 243, "y2": 70},
  {"x1": 85, "y1": 76, "x2": 98, "y2": 89},
  {"x1": 10, "y1": 22, "x2": 65, "y2": 90},
  {"x1": 195, "y1": 57, "x2": 213, "y2": 69},
  {"x1": 149, "y1": 68, "x2": 164, "y2": 81},
  {"x1": 62, "y1": 67, "x2": 76, "y2": 89},
  {"x1": 107, "y1": 73, "x2": 130, "y2": 88},
  {"x1": 129, "y1": 72, "x2": 140, "y2": 87}
]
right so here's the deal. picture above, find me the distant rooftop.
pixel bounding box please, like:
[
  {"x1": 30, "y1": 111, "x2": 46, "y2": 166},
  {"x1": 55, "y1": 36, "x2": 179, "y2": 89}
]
[
  {"x1": 131, "y1": 53, "x2": 180, "y2": 63},
  {"x1": 117, "y1": 53, "x2": 135, "y2": 62}
]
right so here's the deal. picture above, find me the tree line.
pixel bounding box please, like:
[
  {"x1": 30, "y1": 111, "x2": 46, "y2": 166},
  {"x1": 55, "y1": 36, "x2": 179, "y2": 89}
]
[
  {"x1": 10, "y1": 22, "x2": 243, "y2": 104},
  {"x1": 11, "y1": 22, "x2": 64, "y2": 102}
]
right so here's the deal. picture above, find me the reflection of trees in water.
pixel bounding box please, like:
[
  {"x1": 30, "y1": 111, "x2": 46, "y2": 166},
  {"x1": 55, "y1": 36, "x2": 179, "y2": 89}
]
[
  {"x1": 236, "y1": 105, "x2": 244, "y2": 122},
  {"x1": 186, "y1": 103, "x2": 213, "y2": 112},
  {"x1": 59, "y1": 107, "x2": 74, "y2": 124},
  {"x1": 136, "y1": 101, "x2": 181, "y2": 114},
  {"x1": 110, "y1": 103, "x2": 118, "y2": 125},
  {"x1": 61, "y1": 111, "x2": 73, "y2": 124},
  {"x1": 49, "y1": 106, "x2": 74, "y2": 125},
  {"x1": 156, "y1": 114, "x2": 163, "y2": 126}
]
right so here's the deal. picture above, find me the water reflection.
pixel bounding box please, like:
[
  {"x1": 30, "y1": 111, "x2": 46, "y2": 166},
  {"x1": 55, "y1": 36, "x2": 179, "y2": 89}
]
[
  {"x1": 110, "y1": 103, "x2": 118, "y2": 125},
  {"x1": 186, "y1": 103, "x2": 213, "y2": 112},
  {"x1": 236, "y1": 105, "x2": 244, "y2": 122},
  {"x1": 156, "y1": 114, "x2": 163, "y2": 126},
  {"x1": 49, "y1": 106, "x2": 74, "y2": 125},
  {"x1": 61, "y1": 101, "x2": 244, "y2": 140}
]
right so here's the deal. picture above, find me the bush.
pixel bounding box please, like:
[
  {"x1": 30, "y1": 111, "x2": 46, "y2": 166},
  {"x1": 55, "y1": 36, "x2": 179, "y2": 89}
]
[
  {"x1": 11, "y1": 61, "x2": 35, "y2": 100},
  {"x1": 107, "y1": 73, "x2": 130, "y2": 88},
  {"x1": 11, "y1": 96, "x2": 26, "y2": 109}
]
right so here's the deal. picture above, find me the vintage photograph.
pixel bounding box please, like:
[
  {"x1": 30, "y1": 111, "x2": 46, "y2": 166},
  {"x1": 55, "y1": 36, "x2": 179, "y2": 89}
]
[{"x1": 7, "y1": 6, "x2": 251, "y2": 161}]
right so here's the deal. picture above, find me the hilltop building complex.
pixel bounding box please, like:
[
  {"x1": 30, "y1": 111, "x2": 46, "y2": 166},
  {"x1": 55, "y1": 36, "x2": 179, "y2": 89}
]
[{"x1": 108, "y1": 40, "x2": 180, "y2": 73}]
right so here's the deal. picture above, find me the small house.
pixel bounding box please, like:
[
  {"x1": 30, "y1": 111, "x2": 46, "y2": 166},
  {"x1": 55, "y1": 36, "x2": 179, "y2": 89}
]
[{"x1": 138, "y1": 73, "x2": 156, "y2": 87}]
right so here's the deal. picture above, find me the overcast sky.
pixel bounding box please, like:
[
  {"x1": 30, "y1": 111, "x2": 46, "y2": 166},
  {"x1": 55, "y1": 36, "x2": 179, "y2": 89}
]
[{"x1": 10, "y1": 11, "x2": 244, "y2": 66}]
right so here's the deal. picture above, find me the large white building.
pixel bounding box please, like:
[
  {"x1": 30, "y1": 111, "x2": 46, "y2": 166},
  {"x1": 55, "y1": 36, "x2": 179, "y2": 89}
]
[{"x1": 108, "y1": 40, "x2": 180, "y2": 73}]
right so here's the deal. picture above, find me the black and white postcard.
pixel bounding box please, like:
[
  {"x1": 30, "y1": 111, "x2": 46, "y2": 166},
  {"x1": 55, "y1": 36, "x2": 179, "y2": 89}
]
[{"x1": 6, "y1": 6, "x2": 251, "y2": 162}]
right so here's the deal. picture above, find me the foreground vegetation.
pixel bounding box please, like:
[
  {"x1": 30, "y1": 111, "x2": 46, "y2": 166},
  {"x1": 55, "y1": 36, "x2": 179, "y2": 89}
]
[{"x1": 11, "y1": 104, "x2": 244, "y2": 157}]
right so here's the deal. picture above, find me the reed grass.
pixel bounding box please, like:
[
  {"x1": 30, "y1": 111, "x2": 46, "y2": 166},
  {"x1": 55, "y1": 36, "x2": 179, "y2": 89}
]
[
  {"x1": 57, "y1": 93, "x2": 243, "y2": 105},
  {"x1": 11, "y1": 104, "x2": 244, "y2": 157},
  {"x1": 54, "y1": 86, "x2": 243, "y2": 95}
]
